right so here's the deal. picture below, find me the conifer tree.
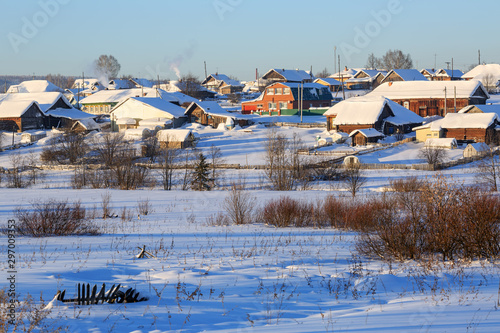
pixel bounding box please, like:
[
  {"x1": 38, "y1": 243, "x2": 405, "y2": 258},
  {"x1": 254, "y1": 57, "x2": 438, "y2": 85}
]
[{"x1": 191, "y1": 153, "x2": 211, "y2": 191}]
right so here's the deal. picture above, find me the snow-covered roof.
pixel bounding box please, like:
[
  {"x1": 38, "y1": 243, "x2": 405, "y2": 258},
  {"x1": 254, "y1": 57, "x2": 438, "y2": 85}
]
[
  {"x1": 45, "y1": 108, "x2": 96, "y2": 120},
  {"x1": 424, "y1": 138, "x2": 457, "y2": 148},
  {"x1": 80, "y1": 88, "x2": 173, "y2": 105},
  {"x1": 421, "y1": 68, "x2": 436, "y2": 75},
  {"x1": 202, "y1": 74, "x2": 243, "y2": 87},
  {"x1": 463, "y1": 64, "x2": 500, "y2": 81},
  {"x1": 356, "y1": 69, "x2": 388, "y2": 78},
  {"x1": 0, "y1": 92, "x2": 72, "y2": 112},
  {"x1": 262, "y1": 68, "x2": 314, "y2": 82},
  {"x1": 156, "y1": 129, "x2": 192, "y2": 142},
  {"x1": 466, "y1": 142, "x2": 490, "y2": 152},
  {"x1": 72, "y1": 118, "x2": 100, "y2": 131},
  {"x1": 130, "y1": 78, "x2": 154, "y2": 88},
  {"x1": 349, "y1": 128, "x2": 384, "y2": 138},
  {"x1": 368, "y1": 80, "x2": 489, "y2": 100},
  {"x1": 425, "y1": 113, "x2": 498, "y2": 131},
  {"x1": 314, "y1": 78, "x2": 341, "y2": 85},
  {"x1": 72, "y1": 79, "x2": 103, "y2": 90},
  {"x1": 111, "y1": 97, "x2": 187, "y2": 119},
  {"x1": 459, "y1": 104, "x2": 500, "y2": 116},
  {"x1": 0, "y1": 100, "x2": 40, "y2": 118},
  {"x1": 434, "y1": 69, "x2": 464, "y2": 78},
  {"x1": 385, "y1": 69, "x2": 427, "y2": 81},
  {"x1": 186, "y1": 101, "x2": 235, "y2": 118},
  {"x1": 116, "y1": 117, "x2": 136, "y2": 125},
  {"x1": 108, "y1": 79, "x2": 136, "y2": 90},
  {"x1": 7, "y1": 80, "x2": 64, "y2": 94},
  {"x1": 329, "y1": 68, "x2": 360, "y2": 79},
  {"x1": 325, "y1": 96, "x2": 423, "y2": 126},
  {"x1": 139, "y1": 118, "x2": 172, "y2": 127}
]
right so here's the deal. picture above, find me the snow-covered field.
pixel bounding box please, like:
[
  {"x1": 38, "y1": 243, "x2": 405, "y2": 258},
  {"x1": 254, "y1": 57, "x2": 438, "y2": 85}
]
[{"x1": 1, "y1": 121, "x2": 499, "y2": 332}]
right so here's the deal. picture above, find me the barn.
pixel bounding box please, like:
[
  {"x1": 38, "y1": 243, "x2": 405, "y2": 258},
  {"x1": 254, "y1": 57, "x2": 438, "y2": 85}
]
[
  {"x1": 157, "y1": 129, "x2": 195, "y2": 149},
  {"x1": 0, "y1": 100, "x2": 44, "y2": 131},
  {"x1": 368, "y1": 80, "x2": 490, "y2": 117}
]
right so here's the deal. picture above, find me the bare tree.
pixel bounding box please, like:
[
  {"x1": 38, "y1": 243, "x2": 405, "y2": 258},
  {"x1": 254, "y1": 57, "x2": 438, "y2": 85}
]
[
  {"x1": 365, "y1": 53, "x2": 381, "y2": 70},
  {"x1": 158, "y1": 135, "x2": 180, "y2": 191},
  {"x1": 41, "y1": 131, "x2": 88, "y2": 165},
  {"x1": 181, "y1": 149, "x2": 194, "y2": 191},
  {"x1": 208, "y1": 144, "x2": 225, "y2": 188},
  {"x1": 223, "y1": 182, "x2": 254, "y2": 225},
  {"x1": 475, "y1": 147, "x2": 499, "y2": 191},
  {"x1": 379, "y1": 49, "x2": 413, "y2": 70},
  {"x1": 7, "y1": 152, "x2": 28, "y2": 188},
  {"x1": 26, "y1": 149, "x2": 44, "y2": 185},
  {"x1": 482, "y1": 73, "x2": 497, "y2": 93},
  {"x1": 93, "y1": 133, "x2": 128, "y2": 168},
  {"x1": 419, "y1": 146, "x2": 447, "y2": 168},
  {"x1": 180, "y1": 73, "x2": 202, "y2": 98},
  {"x1": 94, "y1": 55, "x2": 121, "y2": 79},
  {"x1": 342, "y1": 163, "x2": 366, "y2": 198},
  {"x1": 315, "y1": 67, "x2": 331, "y2": 78}
]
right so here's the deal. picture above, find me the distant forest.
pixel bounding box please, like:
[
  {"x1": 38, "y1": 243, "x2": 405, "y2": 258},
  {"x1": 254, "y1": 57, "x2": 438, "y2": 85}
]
[{"x1": 0, "y1": 74, "x2": 76, "y2": 92}]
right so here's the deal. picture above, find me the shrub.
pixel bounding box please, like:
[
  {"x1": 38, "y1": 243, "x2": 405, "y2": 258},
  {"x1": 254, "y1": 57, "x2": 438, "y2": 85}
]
[
  {"x1": 260, "y1": 196, "x2": 314, "y2": 228},
  {"x1": 223, "y1": 184, "x2": 254, "y2": 225},
  {"x1": 13, "y1": 200, "x2": 99, "y2": 237}
]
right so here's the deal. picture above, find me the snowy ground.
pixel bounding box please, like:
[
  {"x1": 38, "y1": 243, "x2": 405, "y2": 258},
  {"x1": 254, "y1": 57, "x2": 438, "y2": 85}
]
[{"x1": 0, "y1": 123, "x2": 499, "y2": 332}]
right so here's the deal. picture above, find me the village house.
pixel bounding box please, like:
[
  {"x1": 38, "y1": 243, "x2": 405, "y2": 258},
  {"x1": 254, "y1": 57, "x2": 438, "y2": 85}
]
[
  {"x1": 368, "y1": 80, "x2": 490, "y2": 117},
  {"x1": 344, "y1": 69, "x2": 387, "y2": 90},
  {"x1": 110, "y1": 97, "x2": 187, "y2": 131},
  {"x1": 414, "y1": 112, "x2": 499, "y2": 144},
  {"x1": 185, "y1": 101, "x2": 250, "y2": 128},
  {"x1": 420, "y1": 69, "x2": 436, "y2": 80},
  {"x1": 463, "y1": 142, "x2": 490, "y2": 158},
  {"x1": 329, "y1": 67, "x2": 359, "y2": 83},
  {"x1": 463, "y1": 64, "x2": 500, "y2": 92},
  {"x1": 313, "y1": 77, "x2": 341, "y2": 92},
  {"x1": 433, "y1": 69, "x2": 464, "y2": 81},
  {"x1": 324, "y1": 96, "x2": 423, "y2": 134},
  {"x1": 458, "y1": 104, "x2": 500, "y2": 117},
  {"x1": 241, "y1": 82, "x2": 333, "y2": 114},
  {"x1": 201, "y1": 74, "x2": 244, "y2": 95},
  {"x1": 380, "y1": 69, "x2": 427, "y2": 84},
  {"x1": 260, "y1": 68, "x2": 315, "y2": 85},
  {"x1": 6, "y1": 80, "x2": 65, "y2": 94}
]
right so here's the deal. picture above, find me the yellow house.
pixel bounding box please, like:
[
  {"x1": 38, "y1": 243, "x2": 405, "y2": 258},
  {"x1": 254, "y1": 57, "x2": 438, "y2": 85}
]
[{"x1": 414, "y1": 120, "x2": 443, "y2": 142}]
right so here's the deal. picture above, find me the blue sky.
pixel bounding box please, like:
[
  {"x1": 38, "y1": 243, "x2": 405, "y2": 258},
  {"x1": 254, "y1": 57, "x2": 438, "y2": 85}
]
[{"x1": 0, "y1": 0, "x2": 499, "y2": 81}]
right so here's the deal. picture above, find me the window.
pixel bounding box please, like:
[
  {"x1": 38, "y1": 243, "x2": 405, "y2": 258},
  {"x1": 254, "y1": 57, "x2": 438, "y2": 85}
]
[
  {"x1": 267, "y1": 88, "x2": 274, "y2": 95},
  {"x1": 275, "y1": 88, "x2": 282, "y2": 95},
  {"x1": 268, "y1": 102, "x2": 277, "y2": 110},
  {"x1": 279, "y1": 102, "x2": 288, "y2": 109},
  {"x1": 403, "y1": 101, "x2": 410, "y2": 109},
  {"x1": 283, "y1": 88, "x2": 291, "y2": 95},
  {"x1": 257, "y1": 104, "x2": 263, "y2": 109}
]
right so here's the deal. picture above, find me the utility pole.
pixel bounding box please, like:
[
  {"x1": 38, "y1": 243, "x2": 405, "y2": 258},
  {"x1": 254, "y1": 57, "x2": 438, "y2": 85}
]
[
  {"x1": 451, "y1": 58, "x2": 454, "y2": 80},
  {"x1": 478, "y1": 49, "x2": 481, "y2": 65},
  {"x1": 204, "y1": 61, "x2": 207, "y2": 79},
  {"x1": 334, "y1": 46, "x2": 337, "y2": 75},
  {"x1": 454, "y1": 86, "x2": 457, "y2": 113},
  {"x1": 339, "y1": 55, "x2": 345, "y2": 100},
  {"x1": 434, "y1": 54, "x2": 437, "y2": 69}
]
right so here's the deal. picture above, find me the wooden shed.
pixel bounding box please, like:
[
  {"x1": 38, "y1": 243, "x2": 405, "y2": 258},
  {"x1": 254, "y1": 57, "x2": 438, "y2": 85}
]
[
  {"x1": 0, "y1": 100, "x2": 44, "y2": 132},
  {"x1": 463, "y1": 142, "x2": 490, "y2": 158},
  {"x1": 156, "y1": 129, "x2": 195, "y2": 149},
  {"x1": 349, "y1": 128, "x2": 384, "y2": 146}
]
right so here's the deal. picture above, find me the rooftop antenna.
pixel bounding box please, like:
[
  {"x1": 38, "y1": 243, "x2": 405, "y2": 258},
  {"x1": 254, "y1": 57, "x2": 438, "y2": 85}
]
[{"x1": 445, "y1": 61, "x2": 451, "y2": 70}]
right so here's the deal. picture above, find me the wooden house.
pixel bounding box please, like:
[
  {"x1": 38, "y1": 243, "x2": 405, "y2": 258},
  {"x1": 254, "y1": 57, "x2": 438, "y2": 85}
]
[
  {"x1": 433, "y1": 69, "x2": 464, "y2": 81},
  {"x1": 349, "y1": 128, "x2": 385, "y2": 146},
  {"x1": 241, "y1": 82, "x2": 333, "y2": 114},
  {"x1": 185, "y1": 101, "x2": 250, "y2": 128},
  {"x1": 345, "y1": 70, "x2": 386, "y2": 90},
  {"x1": 380, "y1": 69, "x2": 427, "y2": 84},
  {"x1": 0, "y1": 100, "x2": 44, "y2": 132},
  {"x1": 463, "y1": 64, "x2": 500, "y2": 92},
  {"x1": 324, "y1": 96, "x2": 423, "y2": 134},
  {"x1": 368, "y1": 80, "x2": 490, "y2": 117},
  {"x1": 414, "y1": 113, "x2": 499, "y2": 144},
  {"x1": 314, "y1": 78, "x2": 341, "y2": 92},
  {"x1": 202, "y1": 74, "x2": 244, "y2": 95},
  {"x1": 329, "y1": 67, "x2": 359, "y2": 83},
  {"x1": 110, "y1": 97, "x2": 187, "y2": 131},
  {"x1": 420, "y1": 69, "x2": 436, "y2": 80},
  {"x1": 156, "y1": 129, "x2": 195, "y2": 149},
  {"x1": 260, "y1": 68, "x2": 314, "y2": 84}
]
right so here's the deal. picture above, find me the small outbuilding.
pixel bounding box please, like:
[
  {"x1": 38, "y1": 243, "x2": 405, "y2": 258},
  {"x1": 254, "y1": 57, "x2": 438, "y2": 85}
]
[
  {"x1": 156, "y1": 129, "x2": 195, "y2": 149},
  {"x1": 349, "y1": 128, "x2": 385, "y2": 146},
  {"x1": 424, "y1": 138, "x2": 458, "y2": 149},
  {"x1": 463, "y1": 142, "x2": 490, "y2": 158}
]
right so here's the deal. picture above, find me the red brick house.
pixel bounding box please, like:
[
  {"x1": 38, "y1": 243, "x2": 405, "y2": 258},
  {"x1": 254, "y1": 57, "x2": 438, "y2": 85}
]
[
  {"x1": 368, "y1": 80, "x2": 489, "y2": 117},
  {"x1": 241, "y1": 82, "x2": 333, "y2": 114}
]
